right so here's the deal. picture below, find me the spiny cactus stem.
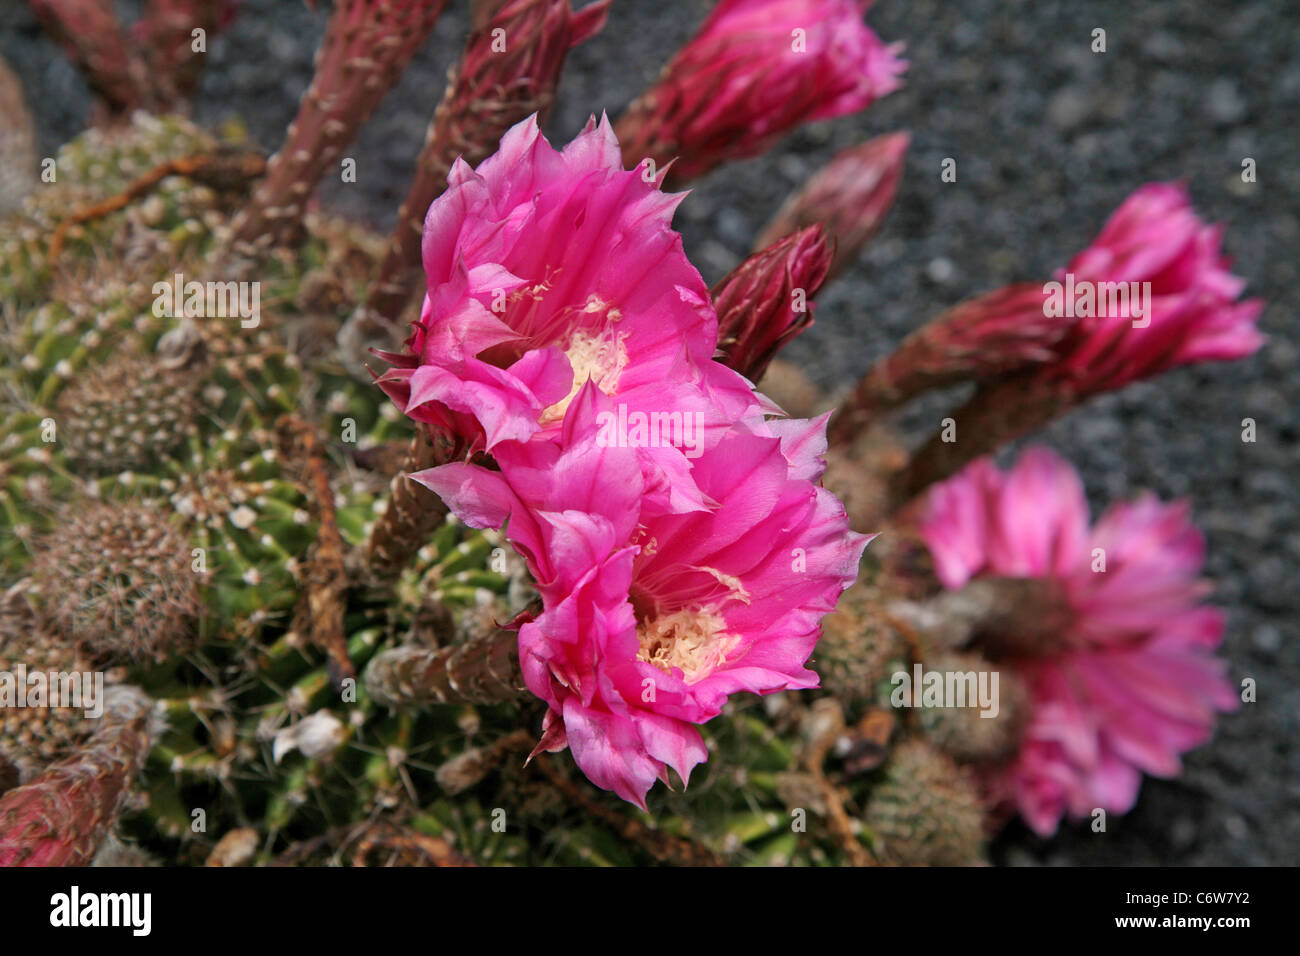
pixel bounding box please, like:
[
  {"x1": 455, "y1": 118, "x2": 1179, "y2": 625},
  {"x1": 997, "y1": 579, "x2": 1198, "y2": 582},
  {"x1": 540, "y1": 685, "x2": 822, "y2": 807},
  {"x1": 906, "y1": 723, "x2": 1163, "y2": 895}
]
[
  {"x1": 828, "y1": 284, "x2": 1065, "y2": 446},
  {"x1": 365, "y1": 429, "x2": 458, "y2": 580},
  {"x1": 278, "y1": 415, "x2": 354, "y2": 689},
  {"x1": 0, "y1": 686, "x2": 155, "y2": 866},
  {"x1": 532, "y1": 754, "x2": 725, "y2": 867},
  {"x1": 48, "y1": 149, "x2": 266, "y2": 259},
  {"x1": 887, "y1": 374, "x2": 1073, "y2": 514},
  {"x1": 350, "y1": 823, "x2": 469, "y2": 867},
  {"x1": 28, "y1": 0, "x2": 147, "y2": 116},
  {"x1": 365, "y1": 65, "x2": 460, "y2": 323},
  {"x1": 134, "y1": 0, "x2": 232, "y2": 110},
  {"x1": 365, "y1": 625, "x2": 526, "y2": 707},
  {"x1": 225, "y1": 0, "x2": 450, "y2": 257}
]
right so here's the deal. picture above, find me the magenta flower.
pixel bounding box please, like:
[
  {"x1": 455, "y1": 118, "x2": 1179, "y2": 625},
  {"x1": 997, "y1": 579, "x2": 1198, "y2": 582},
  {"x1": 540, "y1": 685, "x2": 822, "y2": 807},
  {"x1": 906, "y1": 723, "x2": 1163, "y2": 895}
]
[
  {"x1": 917, "y1": 447, "x2": 1237, "y2": 837},
  {"x1": 377, "y1": 114, "x2": 762, "y2": 510},
  {"x1": 1049, "y1": 182, "x2": 1264, "y2": 392},
  {"x1": 417, "y1": 390, "x2": 870, "y2": 807},
  {"x1": 615, "y1": 0, "x2": 906, "y2": 182}
]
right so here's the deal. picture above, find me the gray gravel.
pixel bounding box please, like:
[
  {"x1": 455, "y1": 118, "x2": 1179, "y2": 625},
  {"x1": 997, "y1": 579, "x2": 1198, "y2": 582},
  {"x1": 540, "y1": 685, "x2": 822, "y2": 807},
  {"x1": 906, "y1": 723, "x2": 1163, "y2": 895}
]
[{"x1": 4, "y1": 0, "x2": 1297, "y2": 865}]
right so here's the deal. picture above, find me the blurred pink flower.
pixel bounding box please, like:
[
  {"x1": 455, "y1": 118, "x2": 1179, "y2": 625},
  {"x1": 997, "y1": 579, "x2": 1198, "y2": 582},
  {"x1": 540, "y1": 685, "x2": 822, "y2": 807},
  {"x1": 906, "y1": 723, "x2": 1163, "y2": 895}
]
[
  {"x1": 1050, "y1": 182, "x2": 1264, "y2": 392},
  {"x1": 417, "y1": 387, "x2": 870, "y2": 807},
  {"x1": 918, "y1": 447, "x2": 1237, "y2": 836},
  {"x1": 616, "y1": 0, "x2": 906, "y2": 182},
  {"x1": 377, "y1": 113, "x2": 762, "y2": 510}
]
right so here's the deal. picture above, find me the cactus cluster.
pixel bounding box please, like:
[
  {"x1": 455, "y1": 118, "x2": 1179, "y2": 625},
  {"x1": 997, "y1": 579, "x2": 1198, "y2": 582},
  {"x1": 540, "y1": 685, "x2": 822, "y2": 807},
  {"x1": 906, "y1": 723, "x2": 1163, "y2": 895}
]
[{"x1": 0, "y1": 73, "x2": 1018, "y2": 873}]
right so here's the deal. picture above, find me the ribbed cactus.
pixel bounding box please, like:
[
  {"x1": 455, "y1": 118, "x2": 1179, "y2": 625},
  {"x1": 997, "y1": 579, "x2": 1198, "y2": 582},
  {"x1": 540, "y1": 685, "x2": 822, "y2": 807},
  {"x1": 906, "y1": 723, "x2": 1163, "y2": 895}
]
[
  {"x1": 861, "y1": 740, "x2": 987, "y2": 866},
  {"x1": 30, "y1": 499, "x2": 200, "y2": 663},
  {"x1": 912, "y1": 651, "x2": 1028, "y2": 764},
  {"x1": 0, "y1": 587, "x2": 103, "y2": 780}
]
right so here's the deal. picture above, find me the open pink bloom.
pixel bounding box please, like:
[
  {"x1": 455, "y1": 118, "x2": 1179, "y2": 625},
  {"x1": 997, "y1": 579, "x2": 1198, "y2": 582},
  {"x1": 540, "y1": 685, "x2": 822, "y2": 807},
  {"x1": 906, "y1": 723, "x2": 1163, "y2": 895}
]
[
  {"x1": 417, "y1": 386, "x2": 871, "y2": 807},
  {"x1": 615, "y1": 0, "x2": 906, "y2": 182},
  {"x1": 1050, "y1": 182, "x2": 1264, "y2": 392},
  {"x1": 918, "y1": 447, "x2": 1237, "y2": 837},
  {"x1": 377, "y1": 113, "x2": 762, "y2": 511}
]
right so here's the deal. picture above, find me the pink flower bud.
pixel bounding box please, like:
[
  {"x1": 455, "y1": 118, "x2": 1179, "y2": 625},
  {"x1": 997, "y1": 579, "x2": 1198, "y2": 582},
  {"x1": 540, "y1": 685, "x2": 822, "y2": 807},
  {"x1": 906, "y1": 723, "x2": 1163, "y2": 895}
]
[
  {"x1": 1049, "y1": 182, "x2": 1264, "y2": 393},
  {"x1": 758, "y1": 131, "x2": 909, "y2": 279},
  {"x1": 615, "y1": 0, "x2": 905, "y2": 183},
  {"x1": 713, "y1": 224, "x2": 833, "y2": 382},
  {"x1": 0, "y1": 687, "x2": 154, "y2": 866}
]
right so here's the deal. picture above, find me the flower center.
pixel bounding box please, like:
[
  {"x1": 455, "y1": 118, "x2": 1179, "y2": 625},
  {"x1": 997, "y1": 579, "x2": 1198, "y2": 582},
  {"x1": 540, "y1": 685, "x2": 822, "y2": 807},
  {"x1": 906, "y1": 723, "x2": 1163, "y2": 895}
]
[
  {"x1": 636, "y1": 607, "x2": 738, "y2": 684},
  {"x1": 540, "y1": 320, "x2": 627, "y2": 425}
]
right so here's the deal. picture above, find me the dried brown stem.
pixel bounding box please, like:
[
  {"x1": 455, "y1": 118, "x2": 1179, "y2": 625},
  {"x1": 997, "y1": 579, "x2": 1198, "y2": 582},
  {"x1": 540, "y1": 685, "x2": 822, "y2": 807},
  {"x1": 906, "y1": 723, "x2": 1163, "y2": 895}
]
[
  {"x1": 273, "y1": 820, "x2": 474, "y2": 866},
  {"x1": 49, "y1": 149, "x2": 266, "y2": 259},
  {"x1": 278, "y1": 415, "x2": 353, "y2": 688},
  {"x1": 801, "y1": 700, "x2": 875, "y2": 866}
]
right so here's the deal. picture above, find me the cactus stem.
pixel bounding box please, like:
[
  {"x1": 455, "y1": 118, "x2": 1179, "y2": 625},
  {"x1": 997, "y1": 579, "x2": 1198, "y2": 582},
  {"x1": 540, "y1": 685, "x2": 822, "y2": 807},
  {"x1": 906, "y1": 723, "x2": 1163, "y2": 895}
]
[{"x1": 277, "y1": 415, "x2": 354, "y2": 689}]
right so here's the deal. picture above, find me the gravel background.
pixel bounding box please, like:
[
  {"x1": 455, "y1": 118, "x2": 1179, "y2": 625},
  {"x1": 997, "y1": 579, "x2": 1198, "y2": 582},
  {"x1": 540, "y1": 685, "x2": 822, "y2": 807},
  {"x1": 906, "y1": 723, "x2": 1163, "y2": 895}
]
[{"x1": 3, "y1": 0, "x2": 1297, "y2": 865}]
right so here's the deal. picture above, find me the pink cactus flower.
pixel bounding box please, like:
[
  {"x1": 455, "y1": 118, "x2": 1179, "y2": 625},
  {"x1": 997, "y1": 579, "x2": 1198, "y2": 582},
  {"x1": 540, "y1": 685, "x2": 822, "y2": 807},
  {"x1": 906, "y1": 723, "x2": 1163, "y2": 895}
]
[
  {"x1": 376, "y1": 113, "x2": 763, "y2": 511},
  {"x1": 615, "y1": 0, "x2": 906, "y2": 182},
  {"x1": 417, "y1": 386, "x2": 871, "y2": 807},
  {"x1": 1048, "y1": 182, "x2": 1264, "y2": 392},
  {"x1": 917, "y1": 447, "x2": 1238, "y2": 837}
]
